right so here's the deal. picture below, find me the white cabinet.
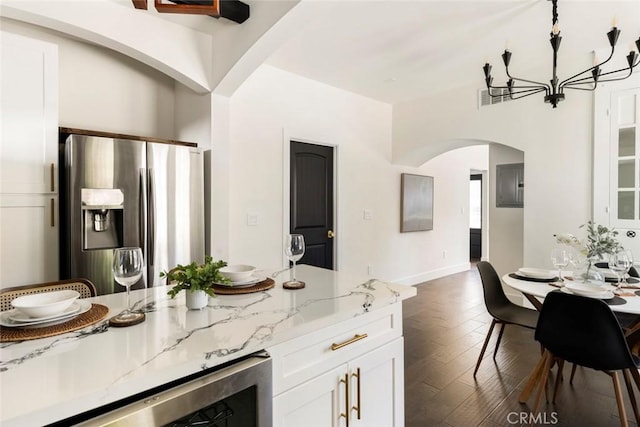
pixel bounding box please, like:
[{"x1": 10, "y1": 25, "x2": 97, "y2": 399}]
[
  {"x1": 0, "y1": 195, "x2": 59, "y2": 286},
  {"x1": 350, "y1": 338, "x2": 404, "y2": 426},
  {"x1": 270, "y1": 304, "x2": 405, "y2": 427},
  {"x1": 0, "y1": 32, "x2": 59, "y2": 286}
]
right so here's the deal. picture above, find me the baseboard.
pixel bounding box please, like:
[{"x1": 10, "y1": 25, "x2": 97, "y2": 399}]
[{"x1": 393, "y1": 262, "x2": 471, "y2": 286}]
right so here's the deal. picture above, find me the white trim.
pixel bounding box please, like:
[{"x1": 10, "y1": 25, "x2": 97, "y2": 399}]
[
  {"x1": 392, "y1": 262, "x2": 471, "y2": 286},
  {"x1": 281, "y1": 129, "x2": 339, "y2": 270}
]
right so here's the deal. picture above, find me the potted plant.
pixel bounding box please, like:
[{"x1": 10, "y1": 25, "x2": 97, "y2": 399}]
[{"x1": 160, "y1": 256, "x2": 230, "y2": 310}]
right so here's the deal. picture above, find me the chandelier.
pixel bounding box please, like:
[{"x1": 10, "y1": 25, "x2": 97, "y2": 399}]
[{"x1": 482, "y1": 0, "x2": 640, "y2": 108}]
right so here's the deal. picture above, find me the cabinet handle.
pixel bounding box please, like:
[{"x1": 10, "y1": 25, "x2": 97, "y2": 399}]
[
  {"x1": 50, "y1": 163, "x2": 55, "y2": 192},
  {"x1": 339, "y1": 373, "x2": 350, "y2": 426},
  {"x1": 331, "y1": 333, "x2": 368, "y2": 351},
  {"x1": 351, "y1": 368, "x2": 361, "y2": 419},
  {"x1": 50, "y1": 198, "x2": 55, "y2": 227}
]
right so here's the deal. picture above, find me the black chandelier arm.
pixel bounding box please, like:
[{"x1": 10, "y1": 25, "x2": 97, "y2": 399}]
[
  {"x1": 484, "y1": 87, "x2": 546, "y2": 99},
  {"x1": 562, "y1": 84, "x2": 598, "y2": 92},
  {"x1": 561, "y1": 60, "x2": 637, "y2": 88},
  {"x1": 506, "y1": 87, "x2": 548, "y2": 100},
  {"x1": 558, "y1": 48, "x2": 615, "y2": 88},
  {"x1": 486, "y1": 82, "x2": 548, "y2": 97},
  {"x1": 505, "y1": 68, "x2": 551, "y2": 90}
]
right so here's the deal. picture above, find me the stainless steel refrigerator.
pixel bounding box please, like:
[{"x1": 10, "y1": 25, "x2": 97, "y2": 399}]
[{"x1": 60, "y1": 133, "x2": 204, "y2": 295}]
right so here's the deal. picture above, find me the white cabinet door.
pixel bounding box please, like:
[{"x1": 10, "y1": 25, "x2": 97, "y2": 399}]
[
  {"x1": 0, "y1": 194, "x2": 58, "y2": 287},
  {"x1": 273, "y1": 338, "x2": 405, "y2": 427},
  {"x1": 273, "y1": 365, "x2": 348, "y2": 427},
  {"x1": 0, "y1": 31, "x2": 58, "y2": 195},
  {"x1": 351, "y1": 337, "x2": 404, "y2": 427}
]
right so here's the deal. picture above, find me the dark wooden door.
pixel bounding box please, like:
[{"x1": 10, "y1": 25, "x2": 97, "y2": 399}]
[
  {"x1": 470, "y1": 174, "x2": 482, "y2": 260},
  {"x1": 290, "y1": 141, "x2": 334, "y2": 269}
]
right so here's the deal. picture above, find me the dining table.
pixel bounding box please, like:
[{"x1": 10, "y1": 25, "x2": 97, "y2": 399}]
[{"x1": 502, "y1": 270, "x2": 640, "y2": 404}]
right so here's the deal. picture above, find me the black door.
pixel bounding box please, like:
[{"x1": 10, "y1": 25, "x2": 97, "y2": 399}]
[
  {"x1": 470, "y1": 174, "x2": 482, "y2": 260},
  {"x1": 290, "y1": 141, "x2": 334, "y2": 269}
]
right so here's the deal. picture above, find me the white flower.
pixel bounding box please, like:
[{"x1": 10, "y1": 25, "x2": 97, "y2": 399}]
[{"x1": 554, "y1": 233, "x2": 587, "y2": 256}]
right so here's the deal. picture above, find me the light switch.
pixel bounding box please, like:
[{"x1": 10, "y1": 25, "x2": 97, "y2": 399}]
[
  {"x1": 363, "y1": 209, "x2": 373, "y2": 220},
  {"x1": 247, "y1": 212, "x2": 259, "y2": 226}
]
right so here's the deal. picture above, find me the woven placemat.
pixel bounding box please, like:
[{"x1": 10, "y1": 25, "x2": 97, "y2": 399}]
[
  {"x1": 0, "y1": 304, "x2": 109, "y2": 342},
  {"x1": 212, "y1": 278, "x2": 275, "y2": 295}
]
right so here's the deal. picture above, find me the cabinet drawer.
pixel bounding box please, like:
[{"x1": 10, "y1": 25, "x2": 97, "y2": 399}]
[{"x1": 268, "y1": 303, "x2": 402, "y2": 395}]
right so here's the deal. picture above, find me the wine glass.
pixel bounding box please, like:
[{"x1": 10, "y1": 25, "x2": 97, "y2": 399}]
[
  {"x1": 283, "y1": 234, "x2": 306, "y2": 289},
  {"x1": 112, "y1": 247, "x2": 145, "y2": 323},
  {"x1": 622, "y1": 250, "x2": 634, "y2": 285},
  {"x1": 550, "y1": 248, "x2": 569, "y2": 282},
  {"x1": 608, "y1": 249, "x2": 632, "y2": 289}
]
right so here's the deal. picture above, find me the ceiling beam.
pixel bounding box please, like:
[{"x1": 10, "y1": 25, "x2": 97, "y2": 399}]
[{"x1": 131, "y1": 0, "x2": 249, "y2": 23}]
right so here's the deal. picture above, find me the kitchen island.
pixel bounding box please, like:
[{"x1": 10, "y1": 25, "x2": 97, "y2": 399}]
[{"x1": 0, "y1": 265, "x2": 415, "y2": 426}]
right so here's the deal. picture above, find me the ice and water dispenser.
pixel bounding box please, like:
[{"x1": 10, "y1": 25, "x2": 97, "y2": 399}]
[{"x1": 81, "y1": 188, "x2": 124, "y2": 250}]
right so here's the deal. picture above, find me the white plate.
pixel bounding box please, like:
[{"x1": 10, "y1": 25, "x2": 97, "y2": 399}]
[
  {"x1": 562, "y1": 283, "x2": 614, "y2": 299},
  {"x1": 0, "y1": 300, "x2": 91, "y2": 327},
  {"x1": 214, "y1": 275, "x2": 265, "y2": 288},
  {"x1": 517, "y1": 268, "x2": 556, "y2": 280},
  {"x1": 9, "y1": 300, "x2": 81, "y2": 323}
]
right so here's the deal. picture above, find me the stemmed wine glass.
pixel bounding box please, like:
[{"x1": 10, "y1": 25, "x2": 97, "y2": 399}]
[
  {"x1": 112, "y1": 247, "x2": 145, "y2": 323},
  {"x1": 550, "y1": 248, "x2": 569, "y2": 282},
  {"x1": 283, "y1": 234, "x2": 306, "y2": 289},
  {"x1": 609, "y1": 249, "x2": 633, "y2": 289}
]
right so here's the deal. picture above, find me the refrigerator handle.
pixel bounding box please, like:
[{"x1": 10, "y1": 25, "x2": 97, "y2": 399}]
[
  {"x1": 139, "y1": 168, "x2": 146, "y2": 259},
  {"x1": 148, "y1": 168, "x2": 155, "y2": 267}
]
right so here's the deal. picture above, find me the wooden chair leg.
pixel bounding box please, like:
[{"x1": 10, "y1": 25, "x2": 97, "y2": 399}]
[
  {"x1": 493, "y1": 322, "x2": 506, "y2": 360},
  {"x1": 552, "y1": 359, "x2": 565, "y2": 403},
  {"x1": 569, "y1": 363, "x2": 578, "y2": 384},
  {"x1": 611, "y1": 371, "x2": 630, "y2": 427},
  {"x1": 630, "y1": 368, "x2": 640, "y2": 393},
  {"x1": 623, "y1": 369, "x2": 640, "y2": 425},
  {"x1": 519, "y1": 351, "x2": 548, "y2": 403},
  {"x1": 474, "y1": 318, "x2": 498, "y2": 377},
  {"x1": 531, "y1": 350, "x2": 553, "y2": 425}
]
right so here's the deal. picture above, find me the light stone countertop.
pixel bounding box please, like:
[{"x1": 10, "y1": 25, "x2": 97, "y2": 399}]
[{"x1": 0, "y1": 265, "x2": 416, "y2": 427}]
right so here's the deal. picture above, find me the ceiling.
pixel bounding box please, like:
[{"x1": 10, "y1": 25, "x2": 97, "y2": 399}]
[
  {"x1": 117, "y1": 0, "x2": 640, "y2": 105},
  {"x1": 262, "y1": 0, "x2": 640, "y2": 104}
]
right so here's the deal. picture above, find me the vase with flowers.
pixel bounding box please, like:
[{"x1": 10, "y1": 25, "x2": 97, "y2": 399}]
[{"x1": 555, "y1": 221, "x2": 621, "y2": 283}]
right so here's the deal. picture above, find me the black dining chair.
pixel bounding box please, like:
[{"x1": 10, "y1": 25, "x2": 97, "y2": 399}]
[
  {"x1": 529, "y1": 291, "x2": 640, "y2": 427},
  {"x1": 474, "y1": 261, "x2": 539, "y2": 377}
]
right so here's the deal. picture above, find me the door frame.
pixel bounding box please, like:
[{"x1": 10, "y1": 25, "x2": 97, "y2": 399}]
[{"x1": 282, "y1": 129, "x2": 339, "y2": 269}]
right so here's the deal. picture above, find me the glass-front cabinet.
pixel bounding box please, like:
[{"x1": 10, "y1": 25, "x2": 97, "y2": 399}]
[{"x1": 610, "y1": 89, "x2": 640, "y2": 227}]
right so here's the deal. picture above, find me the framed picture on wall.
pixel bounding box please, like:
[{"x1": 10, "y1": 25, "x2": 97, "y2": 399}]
[{"x1": 401, "y1": 173, "x2": 434, "y2": 232}]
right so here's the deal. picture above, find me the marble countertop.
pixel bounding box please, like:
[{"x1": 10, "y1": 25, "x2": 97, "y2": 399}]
[{"x1": 0, "y1": 265, "x2": 416, "y2": 427}]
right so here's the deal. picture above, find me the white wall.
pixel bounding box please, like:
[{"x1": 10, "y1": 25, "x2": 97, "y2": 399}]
[
  {"x1": 393, "y1": 63, "x2": 594, "y2": 277},
  {"x1": 1, "y1": 18, "x2": 177, "y2": 139},
  {"x1": 489, "y1": 144, "x2": 524, "y2": 285},
  {"x1": 228, "y1": 64, "x2": 488, "y2": 282}
]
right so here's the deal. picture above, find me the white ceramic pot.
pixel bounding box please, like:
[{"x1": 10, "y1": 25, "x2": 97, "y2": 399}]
[{"x1": 185, "y1": 289, "x2": 208, "y2": 310}]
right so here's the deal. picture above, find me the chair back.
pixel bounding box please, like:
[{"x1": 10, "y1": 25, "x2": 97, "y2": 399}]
[
  {"x1": 0, "y1": 279, "x2": 97, "y2": 312},
  {"x1": 535, "y1": 291, "x2": 637, "y2": 371},
  {"x1": 477, "y1": 261, "x2": 514, "y2": 317}
]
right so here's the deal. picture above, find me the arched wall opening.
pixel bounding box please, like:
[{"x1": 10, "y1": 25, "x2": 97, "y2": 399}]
[{"x1": 404, "y1": 138, "x2": 525, "y2": 301}]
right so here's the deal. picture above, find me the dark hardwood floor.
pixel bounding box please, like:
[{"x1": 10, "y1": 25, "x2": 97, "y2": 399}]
[{"x1": 403, "y1": 266, "x2": 639, "y2": 427}]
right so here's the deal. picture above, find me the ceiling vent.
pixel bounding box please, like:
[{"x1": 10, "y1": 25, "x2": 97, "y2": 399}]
[{"x1": 478, "y1": 88, "x2": 513, "y2": 108}]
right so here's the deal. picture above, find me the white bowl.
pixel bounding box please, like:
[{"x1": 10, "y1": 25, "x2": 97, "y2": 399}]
[
  {"x1": 11, "y1": 290, "x2": 80, "y2": 318},
  {"x1": 219, "y1": 265, "x2": 256, "y2": 282}
]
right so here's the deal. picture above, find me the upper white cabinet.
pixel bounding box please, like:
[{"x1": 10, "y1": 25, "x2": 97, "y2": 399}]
[
  {"x1": 0, "y1": 32, "x2": 59, "y2": 286},
  {"x1": 0, "y1": 31, "x2": 58, "y2": 195},
  {"x1": 593, "y1": 76, "x2": 640, "y2": 255},
  {"x1": 609, "y1": 89, "x2": 640, "y2": 228}
]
